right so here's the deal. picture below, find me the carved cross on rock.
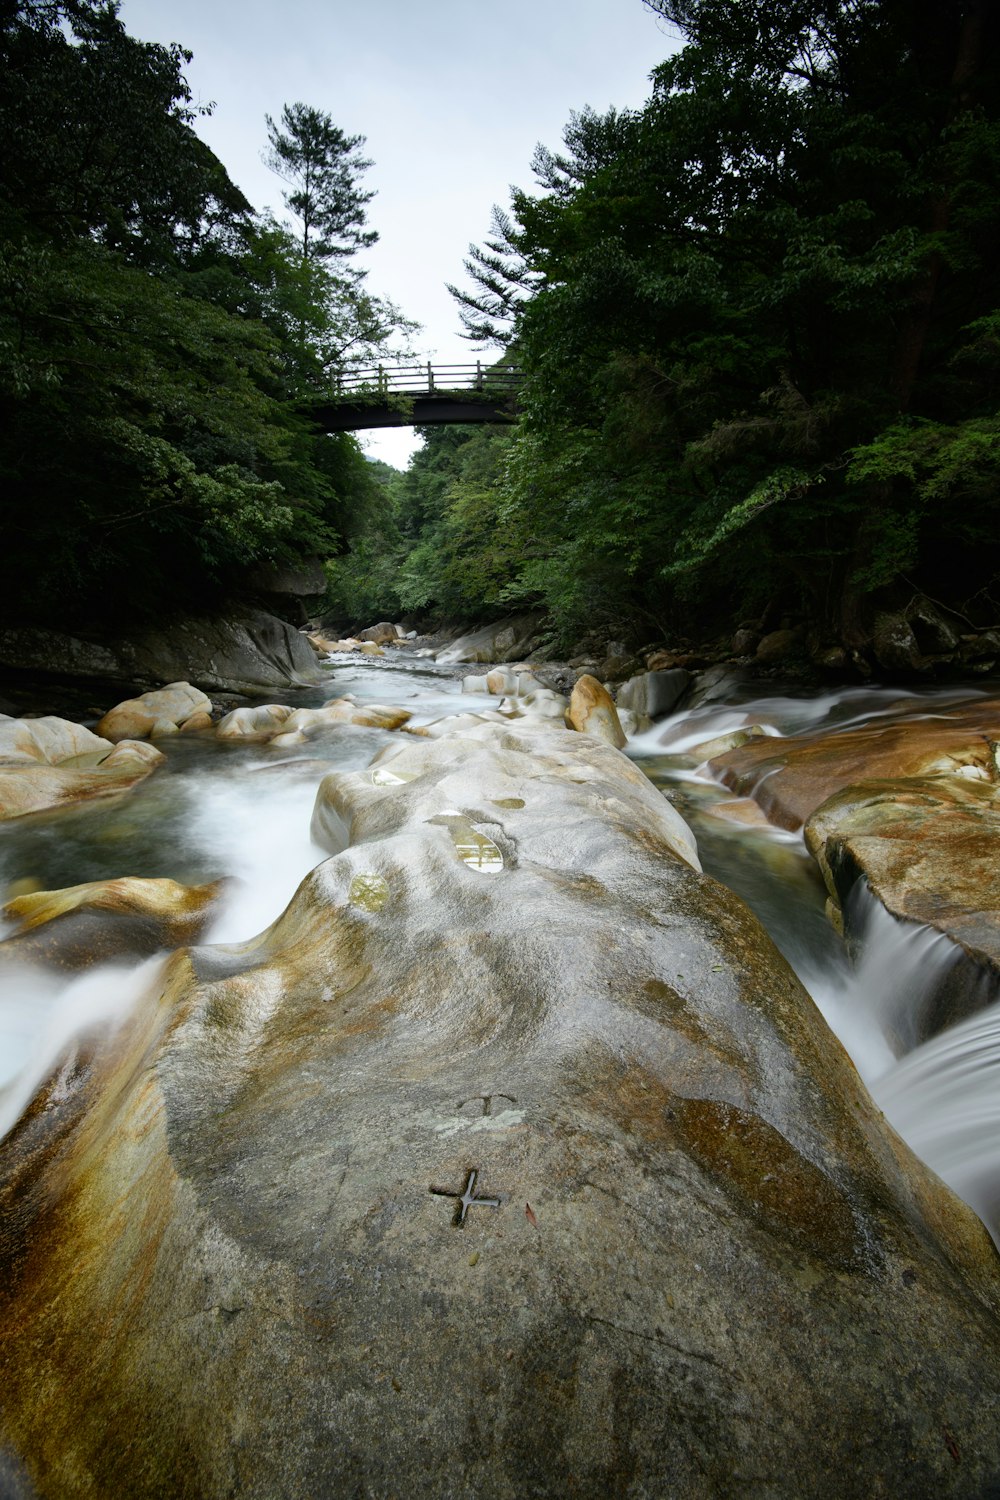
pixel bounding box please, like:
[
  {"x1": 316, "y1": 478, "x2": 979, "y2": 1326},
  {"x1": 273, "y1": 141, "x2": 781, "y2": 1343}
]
[{"x1": 429, "y1": 1169, "x2": 501, "y2": 1226}]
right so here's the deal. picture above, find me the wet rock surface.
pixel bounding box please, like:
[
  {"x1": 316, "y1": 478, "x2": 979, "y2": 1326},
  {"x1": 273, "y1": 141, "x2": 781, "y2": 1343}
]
[
  {"x1": 0, "y1": 611, "x2": 322, "y2": 695},
  {"x1": 616, "y1": 667, "x2": 692, "y2": 724},
  {"x1": 709, "y1": 697, "x2": 1000, "y2": 831},
  {"x1": 0, "y1": 876, "x2": 225, "y2": 970},
  {"x1": 95, "y1": 682, "x2": 213, "y2": 742},
  {"x1": 709, "y1": 695, "x2": 1000, "y2": 1032},
  {"x1": 806, "y1": 776, "x2": 1000, "y2": 1036},
  {"x1": 1, "y1": 722, "x2": 999, "y2": 1497},
  {"x1": 567, "y1": 673, "x2": 627, "y2": 749},
  {"x1": 0, "y1": 714, "x2": 164, "y2": 821},
  {"x1": 434, "y1": 613, "x2": 544, "y2": 665}
]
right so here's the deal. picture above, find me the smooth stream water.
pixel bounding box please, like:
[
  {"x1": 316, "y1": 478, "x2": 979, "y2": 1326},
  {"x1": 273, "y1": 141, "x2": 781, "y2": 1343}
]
[{"x1": 1, "y1": 655, "x2": 998, "y2": 1239}]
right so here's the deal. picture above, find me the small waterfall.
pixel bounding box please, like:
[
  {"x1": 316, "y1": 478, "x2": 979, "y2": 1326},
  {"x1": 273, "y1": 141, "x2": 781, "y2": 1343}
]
[
  {"x1": 874, "y1": 1001, "x2": 1000, "y2": 1242},
  {"x1": 817, "y1": 883, "x2": 963, "y2": 1069},
  {"x1": 190, "y1": 767, "x2": 327, "y2": 944},
  {"x1": 0, "y1": 954, "x2": 164, "y2": 1142}
]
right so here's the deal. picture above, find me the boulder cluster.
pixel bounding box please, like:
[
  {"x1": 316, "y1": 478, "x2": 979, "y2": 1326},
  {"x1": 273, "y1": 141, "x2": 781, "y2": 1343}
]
[
  {"x1": 2, "y1": 713, "x2": 1000, "y2": 1496},
  {"x1": 1, "y1": 646, "x2": 1000, "y2": 1495}
]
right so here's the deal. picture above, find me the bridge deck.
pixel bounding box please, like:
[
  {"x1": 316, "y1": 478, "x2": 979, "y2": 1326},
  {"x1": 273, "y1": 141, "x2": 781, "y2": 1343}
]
[{"x1": 307, "y1": 362, "x2": 524, "y2": 431}]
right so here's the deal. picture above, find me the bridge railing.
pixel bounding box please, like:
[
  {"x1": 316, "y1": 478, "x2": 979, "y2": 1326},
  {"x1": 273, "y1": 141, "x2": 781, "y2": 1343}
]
[{"x1": 330, "y1": 362, "x2": 524, "y2": 398}]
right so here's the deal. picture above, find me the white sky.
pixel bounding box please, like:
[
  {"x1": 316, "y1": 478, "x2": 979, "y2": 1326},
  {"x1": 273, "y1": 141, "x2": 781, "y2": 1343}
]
[{"x1": 119, "y1": 0, "x2": 678, "y2": 466}]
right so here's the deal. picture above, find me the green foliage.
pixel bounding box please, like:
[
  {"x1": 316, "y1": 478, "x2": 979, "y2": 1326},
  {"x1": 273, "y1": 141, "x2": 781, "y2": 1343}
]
[
  {"x1": 664, "y1": 468, "x2": 816, "y2": 579},
  {"x1": 445, "y1": 0, "x2": 1000, "y2": 641},
  {"x1": 321, "y1": 424, "x2": 526, "y2": 628},
  {"x1": 0, "y1": 0, "x2": 411, "y2": 628},
  {"x1": 264, "y1": 103, "x2": 377, "y2": 266}
]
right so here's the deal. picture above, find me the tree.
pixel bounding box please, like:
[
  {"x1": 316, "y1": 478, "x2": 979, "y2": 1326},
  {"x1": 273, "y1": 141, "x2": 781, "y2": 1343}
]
[
  {"x1": 445, "y1": 0, "x2": 1000, "y2": 648},
  {"x1": 0, "y1": 0, "x2": 252, "y2": 266},
  {"x1": 263, "y1": 103, "x2": 377, "y2": 269},
  {"x1": 0, "y1": 2, "x2": 373, "y2": 627},
  {"x1": 260, "y1": 104, "x2": 413, "y2": 383}
]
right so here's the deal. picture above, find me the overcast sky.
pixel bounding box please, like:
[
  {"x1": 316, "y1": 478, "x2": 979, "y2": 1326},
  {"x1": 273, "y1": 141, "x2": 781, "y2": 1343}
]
[{"x1": 119, "y1": 0, "x2": 678, "y2": 466}]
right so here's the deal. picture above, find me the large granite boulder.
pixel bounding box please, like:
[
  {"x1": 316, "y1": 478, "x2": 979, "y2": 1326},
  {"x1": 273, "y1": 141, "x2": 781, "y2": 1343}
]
[
  {"x1": 435, "y1": 614, "x2": 543, "y2": 665},
  {"x1": 356, "y1": 622, "x2": 399, "y2": 645},
  {"x1": 0, "y1": 716, "x2": 111, "y2": 768},
  {"x1": 567, "y1": 673, "x2": 627, "y2": 749},
  {"x1": 616, "y1": 668, "x2": 692, "y2": 723},
  {"x1": 0, "y1": 715, "x2": 163, "y2": 821},
  {"x1": 216, "y1": 699, "x2": 412, "y2": 744},
  {"x1": 1, "y1": 721, "x2": 999, "y2": 1497},
  {"x1": 0, "y1": 611, "x2": 323, "y2": 695},
  {"x1": 215, "y1": 704, "x2": 296, "y2": 740},
  {"x1": 247, "y1": 558, "x2": 328, "y2": 621}
]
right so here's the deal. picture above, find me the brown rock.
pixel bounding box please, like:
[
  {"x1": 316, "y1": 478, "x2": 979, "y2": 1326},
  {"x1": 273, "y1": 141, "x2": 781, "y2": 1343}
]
[
  {"x1": 0, "y1": 715, "x2": 112, "y2": 768},
  {"x1": 755, "y1": 628, "x2": 802, "y2": 665},
  {"x1": 805, "y1": 775, "x2": 1000, "y2": 1039},
  {"x1": 178, "y1": 711, "x2": 214, "y2": 733},
  {"x1": 645, "y1": 650, "x2": 676, "y2": 670},
  {"x1": 709, "y1": 697, "x2": 1000, "y2": 830},
  {"x1": 357, "y1": 623, "x2": 398, "y2": 645},
  {"x1": 703, "y1": 795, "x2": 777, "y2": 829},
  {"x1": 290, "y1": 701, "x2": 412, "y2": 734},
  {"x1": 567, "y1": 674, "x2": 627, "y2": 749},
  {"x1": 215, "y1": 705, "x2": 295, "y2": 740},
  {"x1": 0, "y1": 715, "x2": 164, "y2": 821},
  {"x1": 95, "y1": 684, "x2": 211, "y2": 743},
  {"x1": 1, "y1": 876, "x2": 225, "y2": 970}
]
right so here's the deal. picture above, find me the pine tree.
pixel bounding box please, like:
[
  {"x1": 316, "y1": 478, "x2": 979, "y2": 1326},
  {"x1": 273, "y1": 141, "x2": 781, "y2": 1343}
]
[{"x1": 263, "y1": 103, "x2": 377, "y2": 271}]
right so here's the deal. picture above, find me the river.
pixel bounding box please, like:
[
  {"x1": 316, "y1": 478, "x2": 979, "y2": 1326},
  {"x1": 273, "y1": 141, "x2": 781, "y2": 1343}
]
[{"x1": 1, "y1": 655, "x2": 997, "y2": 1239}]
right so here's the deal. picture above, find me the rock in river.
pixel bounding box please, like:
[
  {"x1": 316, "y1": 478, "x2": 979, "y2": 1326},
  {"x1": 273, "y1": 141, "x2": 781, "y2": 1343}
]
[
  {"x1": 0, "y1": 876, "x2": 225, "y2": 971},
  {"x1": 0, "y1": 610, "x2": 322, "y2": 695},
  {"x1": 95, "y1": 682, "x2": 213, "y2": 742},
  {"x1": 567, "y1": 672, "x2": 627, "y2": 748},
  {"x1": 708, "y1": 696, "x2": 1000, "y2": 831},
  {"x1": 710, "y1": 696, "x2": 1000, "y2": 1031},
  {"x1": 0, "y1": 714, "x2": 163, "y2": 821},
  {"x1": 1, "y1": 721, "x2": 999, "y2": 1497}
]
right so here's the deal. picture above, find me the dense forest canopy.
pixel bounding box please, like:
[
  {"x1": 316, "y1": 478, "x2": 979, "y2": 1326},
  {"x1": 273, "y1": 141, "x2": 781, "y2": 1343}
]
[
  {"x1": 0, "y1": 0, "x2": 409, "y2": 628},
  {"x1": 332, "y1": 0, "x2": 1000, "y2": 657},
  {"x1": 3, "y1": 0, "x2": 998, "y2": 661}
]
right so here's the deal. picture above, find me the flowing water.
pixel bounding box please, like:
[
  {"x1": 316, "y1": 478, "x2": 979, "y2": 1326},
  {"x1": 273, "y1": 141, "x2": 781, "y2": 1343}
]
[{"x1": 1, "y1": 653, "x2": 998, "y2": 1240}]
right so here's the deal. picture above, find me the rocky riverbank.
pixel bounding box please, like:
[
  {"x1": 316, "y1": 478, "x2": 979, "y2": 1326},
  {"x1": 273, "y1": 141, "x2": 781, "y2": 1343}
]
[{"x1": 316, "y1": 587, "x2": 1000, "y2": 689}]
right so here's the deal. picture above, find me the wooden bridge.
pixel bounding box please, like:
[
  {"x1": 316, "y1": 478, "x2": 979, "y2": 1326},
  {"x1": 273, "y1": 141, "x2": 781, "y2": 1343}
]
[{"x1": 307, "y1": 362, "x2": 525, "y2": 431}]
